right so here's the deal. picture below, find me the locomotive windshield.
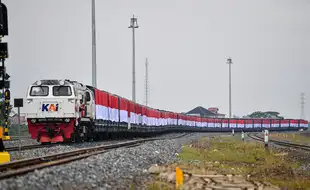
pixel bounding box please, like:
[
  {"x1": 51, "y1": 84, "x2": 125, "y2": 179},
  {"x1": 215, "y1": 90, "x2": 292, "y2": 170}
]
[
  {"x1": 53, "y1": 86, "x2": 72, "y2": 96},
  {"x1": 29, "y1": 86, "x2": 49, "y2": 96}
]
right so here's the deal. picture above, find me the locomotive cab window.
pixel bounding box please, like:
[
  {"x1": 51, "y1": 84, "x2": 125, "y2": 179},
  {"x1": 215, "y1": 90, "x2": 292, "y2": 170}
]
[
  {"x1": 53, "y1": 86, "x2": 72, "y2": 96},
  {"x1": 86, "y1": 92, "x2": 91, "y2": 102},
  {"x1": 30, "y1": 86, "x2": 49, "y2": 96}
]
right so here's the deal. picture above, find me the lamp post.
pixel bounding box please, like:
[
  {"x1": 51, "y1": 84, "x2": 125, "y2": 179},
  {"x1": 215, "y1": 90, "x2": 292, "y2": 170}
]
[
  {"x1": 227, "y1": 57, "x2": 233, "y2": 118},
  {"x1": 128, "y1": 15, "x2": 139, "y2": 102},
  {"x1": 91, "y1": 0, "x2": 97, "y2": 88}
]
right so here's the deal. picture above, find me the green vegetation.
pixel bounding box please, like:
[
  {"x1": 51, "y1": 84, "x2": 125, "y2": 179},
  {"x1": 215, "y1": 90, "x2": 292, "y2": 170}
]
[
  {"x1": 177, "y1": 136, "x2": 310, "y2": 189},
  {"x1": 8, "y1": 124, "x2": 29, "y2": 136},
  {"x1": 0, "y1": 91, "x2": 13, "y2": 126},
  {"x1": 0, "y1": 91, "x2": 29, "y2": 136},
  {"x1": 270, "y1": 133, "x2": 310, "y2": 145},
  {"x1": 246, "y1": 111, "x2": 284, "y2": 119}
]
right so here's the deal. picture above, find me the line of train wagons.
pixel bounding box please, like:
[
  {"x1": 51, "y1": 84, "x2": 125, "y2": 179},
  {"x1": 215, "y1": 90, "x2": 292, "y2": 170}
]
[{"x1": 92, "y1": 88, "x2": 308, "y2": 133}]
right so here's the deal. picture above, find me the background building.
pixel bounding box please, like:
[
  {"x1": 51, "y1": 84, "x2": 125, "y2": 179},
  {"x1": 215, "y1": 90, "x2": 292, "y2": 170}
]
[
  {"x1": 207, "y1": 107, "x2": 226, "y2": 118},
  {"x1": 186, "y1": 106, "x2": 226, "y2": 118}
]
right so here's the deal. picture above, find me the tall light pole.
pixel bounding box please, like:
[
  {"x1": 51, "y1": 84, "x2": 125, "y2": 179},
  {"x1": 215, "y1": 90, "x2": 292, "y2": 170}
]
[
  {"x1": 91, "y1": 0, "x2": 97, "y2": 88},
  {"x1": 301, "y1": 92, "x2": 305, "y2": 119},
  {"x1": 144, "y1": 58, "x2": 149, "y2": 106},
  {"x1": 227, "y1": 57, "x2": 233, "y2": 118},
  {"x1": 128, "y1": 15, "x2": 139, "y2": 102}
]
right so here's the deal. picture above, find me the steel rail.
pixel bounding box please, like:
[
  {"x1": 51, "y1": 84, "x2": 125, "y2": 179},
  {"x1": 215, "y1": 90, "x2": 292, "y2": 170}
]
[
  {"x1": 0, "y1": 133, "x2": 188, "y2": 180},
  {"x1": 5, "y1": 133, "x2": 187, "y2": 152},
  {"x1": 7, "y1": 136, "x2": 31, "y2": 140},
  {"x1": 5, "y1": 143, "x2": 59, "y2": 152},
  {"x1": 248, "y1": 133, "x2": 310, "y2": 151}
]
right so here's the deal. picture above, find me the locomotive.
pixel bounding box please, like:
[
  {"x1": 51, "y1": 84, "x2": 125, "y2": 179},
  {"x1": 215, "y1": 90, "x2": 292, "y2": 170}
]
[
  {"x1": 24, "y1": 79, "x2": 308, "y2": 144},
  {"x1": 25, "y1": 79, "x2": 91, "y2": 143},
  {"x1": 25, "y1": 79, "x2": 175, "y2": 143}
]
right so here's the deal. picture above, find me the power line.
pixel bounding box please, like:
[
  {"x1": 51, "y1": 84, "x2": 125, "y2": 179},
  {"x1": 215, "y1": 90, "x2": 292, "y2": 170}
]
[{"x1": 144, "y1": 58, "x2": 149, "y2": 106}]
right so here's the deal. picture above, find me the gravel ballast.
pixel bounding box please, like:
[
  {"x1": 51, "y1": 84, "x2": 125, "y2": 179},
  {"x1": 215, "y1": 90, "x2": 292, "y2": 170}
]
[
  {"x1": 3, "y1": 139, "x2": 40, "y2": 148},
  {"x1": 0, "y1": 133, "x2": 214, "y2": 190},
  {"x1": 6, "y1": 133, "x2": 183, "y2": 161},
  {"x1": 7, "y1": 139, "x2": 136, "y2": 161}
]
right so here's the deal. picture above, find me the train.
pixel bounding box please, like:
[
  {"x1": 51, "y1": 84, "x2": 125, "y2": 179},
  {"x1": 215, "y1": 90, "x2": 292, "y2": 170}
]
[{"x1": 24, "y1": 79, "x2": 308, "y2": 143}]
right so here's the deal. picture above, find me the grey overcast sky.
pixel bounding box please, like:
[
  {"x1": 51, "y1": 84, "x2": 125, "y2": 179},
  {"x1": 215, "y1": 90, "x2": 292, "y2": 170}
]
[{"x1": 3, "y1": 0, "x2": 310, "y2": 119}]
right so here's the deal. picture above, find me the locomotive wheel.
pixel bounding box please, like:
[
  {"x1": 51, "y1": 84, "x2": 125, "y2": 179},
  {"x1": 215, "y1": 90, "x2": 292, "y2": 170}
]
[
  {"x1": 37, "y1": 134, "x2": 41, "y2": 143},
  {"x1": 70, "y1": 132, "x2": 79, "y2": 143},
  {"x1": 70, "y1": 132, "x2": 85, "y2": 143},
  {"x1": 63, "y1": 138, "x2": 73, "y2": 144}
]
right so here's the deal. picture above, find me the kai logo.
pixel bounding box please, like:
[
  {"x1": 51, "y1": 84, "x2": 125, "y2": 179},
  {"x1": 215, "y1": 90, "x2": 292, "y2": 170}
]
[{"x1": 42, "y1": 103, "x2": 59, "y2": 112}]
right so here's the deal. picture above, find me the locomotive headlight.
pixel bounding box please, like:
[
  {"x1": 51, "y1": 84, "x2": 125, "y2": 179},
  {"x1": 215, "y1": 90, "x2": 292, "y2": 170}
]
[
  {"x1": 59, "y1": 80, "x2": 65, "y2": 85},
  {"x1": 30, "y1": 119, "x2": 36, "y2": 124},
  {"x1": 36, "y1": 81, "x2": 42, "y2": 85},
  {"x1": 64, "y1": 118, "x2": 70, "y2": 123}
]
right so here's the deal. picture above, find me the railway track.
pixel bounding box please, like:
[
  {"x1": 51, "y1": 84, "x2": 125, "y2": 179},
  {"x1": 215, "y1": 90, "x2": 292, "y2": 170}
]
[
  {"x1": 248, "y1": 133, "x2": 310, "y2": 151},
  {"x1": 0, "y1": 133, "x2": 188, "y2": 180},
  {"x1": 8, "y1": 136, "x2": 31, "y2": 140},
  {"x1": 5, "y1": 134, "x2": 180, "y2": 152},
  {"x1": 5, "y1": 143, "x2": 59, "y2": 152}
]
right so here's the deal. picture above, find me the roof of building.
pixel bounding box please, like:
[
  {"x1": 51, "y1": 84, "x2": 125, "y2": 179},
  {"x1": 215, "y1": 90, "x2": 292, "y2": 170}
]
[{"x1": 186, "y1": 106, "x2": 216, "y2": 116}]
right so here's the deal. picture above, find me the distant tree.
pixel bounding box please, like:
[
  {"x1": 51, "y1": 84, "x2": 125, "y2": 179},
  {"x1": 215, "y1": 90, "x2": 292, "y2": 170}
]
[
  {"x1": 0, "y1": 92, "x2": 13, "y2": 126},
  {"x1": 247, "y1": 111, "x2": 284, "y2": 119}
]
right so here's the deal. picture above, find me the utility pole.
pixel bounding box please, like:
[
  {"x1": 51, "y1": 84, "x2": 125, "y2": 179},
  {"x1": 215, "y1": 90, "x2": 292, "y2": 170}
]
[
  {"x1": 144, "y1": 58, "x2": 149, "y2": 106},
  {"x1": 91, "y1": 0, "x2": 97, "y2": 88},
  {"x1": 128, "y1": 15, "x2": 139, "y2": 102},
  {"x1": 301, "y1": 92, "x2": 305, "y2": 119},
  {"x1": 227, "y1": 57, "x2": 233, "y2": 118}
]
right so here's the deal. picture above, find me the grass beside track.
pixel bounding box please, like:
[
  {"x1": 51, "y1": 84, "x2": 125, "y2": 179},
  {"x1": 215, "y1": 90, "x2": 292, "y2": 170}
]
[
  {"x1": 270, "y1": 132, "x2": 310, "y2": 145},
  {"x1": 146, "y1": 135, "x2": 310, "y2": 190}
]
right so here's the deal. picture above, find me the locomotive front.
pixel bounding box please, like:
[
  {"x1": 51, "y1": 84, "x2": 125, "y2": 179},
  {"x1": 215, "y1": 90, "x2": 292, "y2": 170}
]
[{"x1": 24, "y1": 80, "x2": 80, "y2": 143}]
